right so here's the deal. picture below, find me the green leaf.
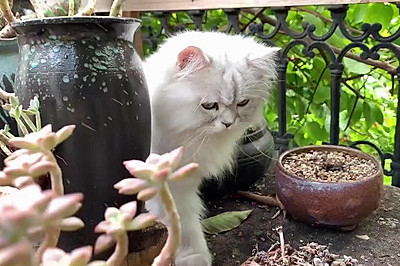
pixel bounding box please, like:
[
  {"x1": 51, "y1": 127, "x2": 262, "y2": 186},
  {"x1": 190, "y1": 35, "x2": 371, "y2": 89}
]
[
  {"x1": 350, "y1": 4, "x2": 368, "y2": 24},
  {"x1": 295, "y1": 97, "x2": 306, "y2": 119},
  {"x1": 202, "y1": 210, "x2": 253, "y2": 235},
  {"x1": 363, "y1": 101, "x2": 373, "y2": 128},
  {"x1": 339, "y1": 110, "x2": 349, "y2": 131},
  {"x1": 29, "y1": 96, "x2": 40, "y2": 110},
  {"x1": 10, "y1": 96, "x2": 19, "y2": 107},
  {"x1": 351, "y1": 100, "x2": 363, "y2": 126},
  {"x1": 314, "y1": 86, "x2": 330, "y2": 103},
  {"x1": 371, "y1": 103, "x2": 384, "y2": 124},
  {"x1": 340, "y1": 90, "x2": 349, "y2": 111},
  {"x1": 303, "y1": 14, "x2": 325, "y2": 36},
  {"x1": 305, "y1": 121, "x2": 328, "y2": 141},
  {"x1": 343, "y1": 58, "x2": 370, "y2": 74},
  {"x1": 365, "y1": 3, "x2": 393, "y2": 29}
]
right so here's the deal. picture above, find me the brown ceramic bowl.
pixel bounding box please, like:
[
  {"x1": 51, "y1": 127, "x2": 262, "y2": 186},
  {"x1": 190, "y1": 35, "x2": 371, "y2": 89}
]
[{"x1": 275, "y1": 145, "x2": 383, "y2": 230}]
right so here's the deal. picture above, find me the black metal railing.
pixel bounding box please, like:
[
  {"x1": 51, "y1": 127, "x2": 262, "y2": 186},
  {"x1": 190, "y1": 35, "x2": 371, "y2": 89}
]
[{"x1": 140, "y1": 4, "x2": 400, "y2": 187}]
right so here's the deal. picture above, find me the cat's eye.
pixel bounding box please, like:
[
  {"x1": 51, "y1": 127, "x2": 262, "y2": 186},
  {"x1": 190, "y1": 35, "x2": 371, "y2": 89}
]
[
  {"x1": 237, "y1": 99, "x2": 250, "y2": 107},
  {"x1": 201, "y1": 102, "x2": 218, "y2": 110}
]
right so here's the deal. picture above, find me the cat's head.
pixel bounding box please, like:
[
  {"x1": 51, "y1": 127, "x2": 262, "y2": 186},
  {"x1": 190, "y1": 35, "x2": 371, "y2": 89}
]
[{"x1": 148, "y1": 31, "x2": 279, "y2": 136}]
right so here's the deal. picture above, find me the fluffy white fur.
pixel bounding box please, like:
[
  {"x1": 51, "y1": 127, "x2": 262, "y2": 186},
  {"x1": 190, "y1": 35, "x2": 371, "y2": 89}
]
[{"x1": 142, "y1": 31, "x2": 279, "y2": 266}]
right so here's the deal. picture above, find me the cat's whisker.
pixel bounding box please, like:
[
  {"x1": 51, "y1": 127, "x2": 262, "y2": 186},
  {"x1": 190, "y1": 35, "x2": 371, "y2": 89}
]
[
  {"x1": 181, "y1": 130, "x2": 207, "y2": 148},
  {"x1": 191, "y1": 134, "x2": 209, "y2": 160},
  {"x1": 196, "y1": 95, "x2": 209, "y2": 111}
]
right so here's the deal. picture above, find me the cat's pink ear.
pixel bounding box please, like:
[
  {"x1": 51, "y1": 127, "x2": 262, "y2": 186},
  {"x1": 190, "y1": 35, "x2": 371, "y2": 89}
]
[{"x1": 177, "y1": 46, "x2": 209, "y2": 72}]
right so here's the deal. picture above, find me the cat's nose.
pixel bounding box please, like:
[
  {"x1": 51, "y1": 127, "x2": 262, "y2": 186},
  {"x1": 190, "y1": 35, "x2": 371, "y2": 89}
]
[{"x1": 222, "y1": 122, "x2": 232, "y2": 128}]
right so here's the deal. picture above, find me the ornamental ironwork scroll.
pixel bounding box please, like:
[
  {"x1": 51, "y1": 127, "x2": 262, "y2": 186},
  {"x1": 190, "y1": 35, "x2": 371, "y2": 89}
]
[{"x1": 140, "y1": 4, "x2": 400, "y2": 187}]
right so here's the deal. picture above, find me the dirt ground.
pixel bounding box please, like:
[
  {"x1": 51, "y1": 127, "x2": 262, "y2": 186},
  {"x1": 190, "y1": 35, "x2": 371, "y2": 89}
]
[{"x1": 205, "y1": 174, "x2": 400, "y2": 266}]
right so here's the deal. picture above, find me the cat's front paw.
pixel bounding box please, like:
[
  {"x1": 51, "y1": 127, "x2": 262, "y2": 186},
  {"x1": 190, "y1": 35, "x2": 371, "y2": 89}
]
[{"x1": 175, "y1": 253, "x2": 212, "y2": 266}]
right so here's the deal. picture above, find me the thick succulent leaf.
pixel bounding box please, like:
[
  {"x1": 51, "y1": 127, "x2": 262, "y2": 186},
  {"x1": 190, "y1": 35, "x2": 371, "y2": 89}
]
[
  {"x1": 94, "y1": 234, "x2": 116, "y2": 254},
  {"x1": 168, "y1": 163, "x2": 198, "y2": 182},
  {"x1": 202, "y1": 210, "x2": 253, "y2": 235},
  {"x1": 13, "y1": 176, "x2": 35, "y2": 188},
  {"x1": 0, "y1": 186, "x2": 19, "y2": 196},
  {"x1": 119, "y1": 201, "x2": 137, "y2": 220},
  {"x1": 126, "y1": 213, "x2": 158, "y2": 231},
  {"x1": 94, "y1": 221, "x2": 109, "y2": 234},
  {"x1": 42, "y1": 247, "x2": 66, "y2": 262},
  {"x1": 56, "y1": 125, "x2": 76, "y2": 146},
  {"x1": 44, "y1": 193, "x2": 83, "y2": 221},
  {"x1": 8, "y1": 138, "x2": 38, "y2": 150},
  {"x1": 150, "y1": 167, "x2": 170, "y2": 182},
  {"x1": 70, "y1": 245, "x2": 93, "y2": 264},
  {"x1": 28, "y1": 161, "x2": 55, "y2": 177},
  {"x1": 0, "y1": 241, "x2": 34, "y2": 265},
  {"x1": 87, "y1": 261, "x2": 107, "y2": 266},
  {"x1": 145, "y1": 153, "x2": 161, "y2": 164},
  {"x1": 123, "y1": 160, "x2": 155, "y2": 179},
  {"x1": 38, "y1": 132, "x2": 57, "y2": 150},
  {"x1": 167, "y1": 146, "x2": 184, "y2": 170},
  {"x1": 104, "y1": 207, "x2": 120, "y2": 220},
  {"x1": 60, "y1": 217, "x2": 85, "y2": 231},
  {"x1": 137, "y1": 187, "x2": 159, "y2": 201},
  {"x1": 12, "y1": 176, "x2": 36, "y2": 188},
  {"x1": 114, "y1": 178, "x2": 148, "y2": 195}
]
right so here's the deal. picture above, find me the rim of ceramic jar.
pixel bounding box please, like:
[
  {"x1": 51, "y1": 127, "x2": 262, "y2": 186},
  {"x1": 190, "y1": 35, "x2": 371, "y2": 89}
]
[
  {"x1": 0, "y1": 37, "x2": 17, "y2": 42},
  {"x1": 277, "y1": 144, "x2": 383, "y2": 184},
  {"x1": 11, "y1": 16, "x2": 142, "y2": 27}
]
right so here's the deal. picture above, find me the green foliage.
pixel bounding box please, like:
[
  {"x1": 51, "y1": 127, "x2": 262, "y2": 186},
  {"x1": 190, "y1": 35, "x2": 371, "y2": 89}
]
[{"x1": 141, "y1": 3, "x2": 399, "y2": 185}]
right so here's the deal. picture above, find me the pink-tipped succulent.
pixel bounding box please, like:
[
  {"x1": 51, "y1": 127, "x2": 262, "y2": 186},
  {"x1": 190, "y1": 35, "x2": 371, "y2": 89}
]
[
  {"x1": 93, "y1": 201, "x2": 157, "y2": 266},
  {"x1": 0, "y1": 184, "x2": 84, "y2": 264},
  {"x1": 0, "y1": 124, "x2": 75, "y2": 193},
  {"x1": 115, "y1": 147, "x2": 198, "y2": 266},
  {"x1": 41, "y1": 246, "x2": 93, "y2": 266},
  {"x1": 116, "y1": 146, "x2": 198, "y2": 200}
]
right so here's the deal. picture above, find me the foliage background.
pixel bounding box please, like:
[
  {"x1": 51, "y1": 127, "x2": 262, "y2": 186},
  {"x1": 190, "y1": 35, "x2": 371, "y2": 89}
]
[{"x1": 140, "y1": 3, "x2": 399, "y2": 185}]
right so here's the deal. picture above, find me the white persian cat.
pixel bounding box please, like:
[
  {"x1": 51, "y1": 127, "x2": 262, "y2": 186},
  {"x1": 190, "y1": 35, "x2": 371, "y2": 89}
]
[{"x1": 143, "y1": 31, "x2": 279, "y2": 266}]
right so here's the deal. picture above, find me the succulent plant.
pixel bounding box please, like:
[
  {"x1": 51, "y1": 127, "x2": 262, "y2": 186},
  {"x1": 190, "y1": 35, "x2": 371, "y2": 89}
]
[
  {"x1": 116, "y1": 147, "x2": 198, "y2": 266},
  {"x1": 0, "y1": 184, "x2": 83, "y2": 265},
  {"x1": 0, "y1": 94, "x2": 197, "y2": 266},
  {"x1": 92, "y1": 201, "x2": 157, "y2": 265}
]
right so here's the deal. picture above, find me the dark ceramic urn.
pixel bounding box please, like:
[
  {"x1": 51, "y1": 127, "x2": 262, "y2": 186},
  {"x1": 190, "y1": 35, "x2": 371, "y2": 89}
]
[{"x1": 12, "y1": 17, "x2": 151, "y2": 250}]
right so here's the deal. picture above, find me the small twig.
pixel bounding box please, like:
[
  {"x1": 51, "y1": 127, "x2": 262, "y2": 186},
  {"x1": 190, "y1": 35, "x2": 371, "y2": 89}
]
[
  {"x1": 76, "y1": 0, "x2": 96, "y2": 16},
  {"x1": 0, "y1": 87, "x2": 14, "y2": 102},
  {"x1": 35, "y1": 112, "x2": 41, "y2": 131},
  {"x1": 240, "y1": 8, "x2": 266, "y2": 33},
  {"x1": 50, "y1": 159, "x2": 64, "y2": 196},
  {"x1": 344, "y1": 76, "x2": 369, "y2": 131},
  {"x1": 15, "y1": 117, "x2": 29, "y2": 136},
  {"x1": 0, "y1": 0, "x2": 16, "y2": 23},
  {"x1": 68, "y1": 0, "x2": 75, "y2": 16},
  {"x1": 29, "y1": 0, "x2": 44, "y2": 18},
  {"x1": 35, "y1": 226, "x2": 60, "y2": 262},
  {"x1": 0, "y1": 132, "x2": 11, "y2": 156},
  {"x1": 238, "y1": 191, "x2": 285, "y2": 210},
  {"x1": 0, "y1": 140, "x2": 11, "y2": 156},
  {"x1": 109, "y1": 0, "x2": 125, "y2": 17},
  {"x1": 276, "y1": 227, "x2": 285, "y2": 258},
  {"x1": 21, "y1": 112, "x2": 37, "y2": 132}
]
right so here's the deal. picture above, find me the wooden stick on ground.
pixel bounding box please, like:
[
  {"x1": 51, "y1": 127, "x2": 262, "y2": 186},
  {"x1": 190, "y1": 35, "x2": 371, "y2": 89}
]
[{"x1": 238, "y1": 191, "x2": 286, "y2": 218}]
